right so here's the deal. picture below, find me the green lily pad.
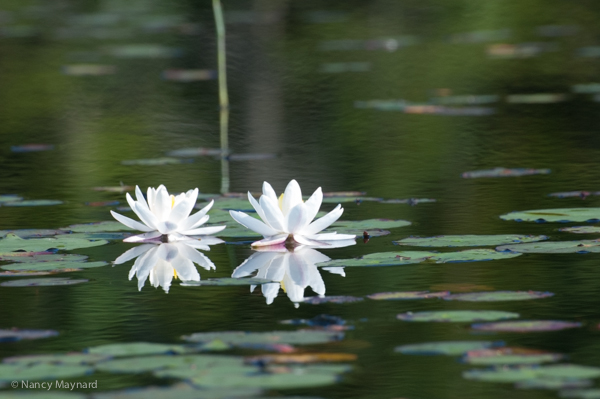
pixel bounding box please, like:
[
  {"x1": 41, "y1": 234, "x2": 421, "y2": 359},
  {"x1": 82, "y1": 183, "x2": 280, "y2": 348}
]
[
  {"x1": 0, "y1": 278, "x2": 88, "y2": 287},
  {"x1": 121, "y1": 157, "x2": 192, "y2": 166},
  {"x1": 462, "y1": 348, "x2": 563, "y2": 365},
  {"x1": 560, "y1": 389, "x2": 600, "y2": 398},
  {"x1": 462, "y1": 167, "x2": 551, "y2": 178},
  {"x1": 471, "y1": 320, "x2": 582, "y2": 332},
  {"x1": 539, "y1": 364, "x2": 600, "y2": 379},
  {"x1": 182, "y1": 330, "x2": 343, "y2": 345},
  {"x1": 559, "y1": 226, "x2": 600, "y2": 234},
  {"x1": 0, "y1": 229, "x2": 64, "y2": 238},
  {"x1": 302, "y1": 296, "x2": 364, "y2": 304},
  {"x1": 500, "y1": 208, "x2": 600, "y2": 223},
  {"x1": 394, "y1": 234, "x2": 548, "y2": 247},
  {"x1": 317, "y1": 249, "x2": 520, "y2": 268},
  {"x1": 1, "y1": 261, "x2": 107, "y2": 271},
  {"x1": 167, "y1": 147, "x2": 222, "y2": 157},
  {"x1": 95, "y1": 354, "x2": 243, "y2": 373},
  {"x1": 444, "y1": 291, "x2": 554, "y2": 302},
  {"x1": 0, "y1": 233, "x2": 108, "y2": 252},
  {"x1": 517, "y1": 379, "x2": 592, "y2": 390},
  {"x1": 0, "y1": 329, "x2": 58, "y2": 342},
  {"x1": 0, "y1": 253, "x2": 88, "y2": 263},
  {"x1": 395, "y1": 341, "x2": 502, "y2": 355},
  {"x1": 368, "y1": 291, "x2": 449, "y2": 300},
  {"x1": 61, "y1": 221, "x2": 135, "y2": 233},
  {"x1": 181, "y1": 277, "x2": 273, "y2": 286},
  {"x1": 4, "y1": 352, "x2": 109, "y2": 366},
  {"x1": 0, "y1": 363, "x2": 93, "y2": 381},
  {"x1": 92, "y1": 383, "x2": 263, "y2": 399},
  {"x1": 203, "y1": 198, "x2": 254, "y2": 211},
  {"x1": 0, "y1": 195, "x2": 23, "y2": 203},
  {"x1": 497, "y1": 240, "x2": 600, "y2": 253},
  {"x1": 0, "y1": 271, "x2": 55, "y2": 277},
  {"x1": 463, "y1": 366, "x2": 542, "y2": 382},
  {"x1": 397, "y1": 310, "x2": 519, "y2": 323},
  {"x1": 87, "y1": 342, "x2": 189, "y2": 357},
  {"x1": 3, "y1": 200, "x2": 63, "y2": 207}
]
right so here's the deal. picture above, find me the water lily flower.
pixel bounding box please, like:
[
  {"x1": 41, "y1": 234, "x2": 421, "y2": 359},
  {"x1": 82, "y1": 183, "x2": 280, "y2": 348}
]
[
  {"x1": 110, "y1": 185, "x2": 225, "y2": 242},
  {"x1": 113, "y1": 237, "x2": 223, "y2": 293},
  {"x1": 232, "y1": 244, "x2": 348, "y2": 307},
  {"x1": 229, "y1": 180, "x2": 355, "y2": 247}
]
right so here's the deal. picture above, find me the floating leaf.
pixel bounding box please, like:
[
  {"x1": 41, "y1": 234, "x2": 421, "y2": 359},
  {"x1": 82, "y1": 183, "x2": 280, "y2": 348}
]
[
  {"x1": 377, "y1": 198, "x2": 436, "y2": 205},
  {"x1": 0, "y1": 229, "x2": 64, "y2": 238},
  {"x1": 227, "y1": 153, "x2": 276, "y2": 161},
  {"x1": 517, "y1": 379, "x2": 592, "y2": 390},
  {"x1": 85, "y1": 200, "x2": 120, "y2": 207},
  {"x1": 326, "y1": 228, "x2": 389, "y2": 237},
  {"x1": 0, "y1": 195, "x2": 23, "y2": 203},
  {"x1": 394, "y1": 234, "x2": 548, "y2": 247},
  {"x1": 500, "y1": 208, "x2": 600, "y2": 223},
  {"x1": 92, "y1": 185, "x2": 135, "y2": 193},
  {"x1": 182, "y1": 330, "x2": 343, "y2": 345},
  {"x1": 321, "y1": 196, "x2": 381, "y2": 203},
  {"x1": 87, "y1": 342, "x2": 188, "y2": 357},
  {"x1": 444, "y1": 291, "x2": 554, "y2": 302},
  {"x1": 166, "y1": 147, "x2": 222, "y2": 157},
  {"x1": 204, "y1": 198, "x2": 255, "y2": 211},
  {"x1": 3, "y1": 200, "x2": 63, "y2": 207},
  {"x1": 397, "y1": 310, "x2": 519, "y2": 323},
  {"x1": 368, "y1": 291, "x2": 449, "y2": 300},
  {"x1": 462, "y1": 167, "x2": 551, "y2": 178},
  {"x1": 0, "y1": 363, "x2": 93, "y2": 381},
  {"x1": 11, "y1": 144, "x2": 54, "y2": 152},
  {"x1": 0, "y1": 329, "x2": 58, "y2": 342},
  {"x1": 121, "y1": 157, "x2": 192, "y2": 166},
  {"x1": 462, "y1": 347, "x2": 563, "y2": 365},
  {"x1": 62, "y1": 221, "x2": 135, "y2": 233},
  {"x1": 280, "y1": 315, "x2": 347, "y2": 328},
  {"x1": 95, "y1": 354, "x2": 241, "y2": 373},
  {"x1": 0, "y1": 233, "x2": 108, "y2": 252},
  {"x1": 559, "y1": 226, "x2": 600, "y2": 234},
  {"x1": 0, "y1": 271, "x2": 55, "y2": 277},
  {"x1": 1, "y1": 261, "x2": 107, "y2": 271},
  {"x1": 181, "y1": 277, "x2": 273, "y2": 286},
  {"x1": 213, "y1": 225, "x2": 261, "y2": 238},
  {"x1": 430, "y1": 283, "x2": 494, "y2": 292},
  {"x1": 245, "y1": 353, "x2": 357, "y2": 365},
  {"x1": 463, "y1": 366, "x2": 543, "y2": 382},
  {"x1": 539, "y1": 364, "x2": 600, "y2": 379},
  {"x1": 92, "y1": 383, "x2": 262, "y2": 399},
  {"x1": 0, "y1": 278, "x2": 88, "y2": 287},
  {"x1": 0, "y1": 253, "x2": 87, "y2": 263},
  {"x1": 560, "y1": 388, "x2": 600, "y2": 398},
  {"x1": 4, "y1": 352, "x2": 109, "y2": 366},
  {"x1": 302, "y1": 296, "x2": 364, "y2": 304},
  {"x1": 549, "y1": 191, "x2": 597, "y2": 199},
  {"x1": 395, "y1": 341, "x2": 502, "y2": 355},
  {"x1": 472, "y1": 320, "x2": 582, "y2": 332},
  {"x1": 497, "y1": 240, "x2": 600, "y2": 254}
]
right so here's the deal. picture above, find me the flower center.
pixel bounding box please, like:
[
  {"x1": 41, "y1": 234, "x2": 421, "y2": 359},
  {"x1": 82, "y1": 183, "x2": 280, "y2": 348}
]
[
  {"x1": 173, "y1": 269, "x2": 178, "y2": 280},
  {"x1": 278, "y1": 193, "x2": 284, "y2": 211},
  {"x1": 170, "y1": 195, "x2": 175, "y2": 208},
  {"x1": 280, "y1": 279, "x2": 286, "y2": 293}
]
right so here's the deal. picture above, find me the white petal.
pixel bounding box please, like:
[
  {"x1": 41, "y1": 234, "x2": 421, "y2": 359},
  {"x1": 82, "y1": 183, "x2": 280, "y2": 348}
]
[
  {"x1": 229, "y1": 210, "x2": 279, "y2": 237},
  {"x1": 248, "y1": 192, "x2": 268, "y2": 225},
  {"x1": 125, "y1": 193, "x2": 138, "y2": 212},
  {"x1": 177, "y1": 244, "x2": 216, "y2": 270},
  {"x1": 132, "y1": 203, "x2": 161, "y2": 232},
  {"x1": 178, "y1": 200, "x2": 213, "y2": 232},
  {"x1": 250, "y1": 234, "x2": 288, "y2": 247},
  {"x1": 282, "y1": 179, "x2": 302, "y2": 215},
  {"x1": 156, "y1": 243, "x2": 179, "y2": 262},
  {"x1": 292, "y1": 235, "x2": 330, "y2": 247},
  {"x1": 135, "y1": 186, "x2": 149, "y2": 209},
  {"x1": 261, "y1": 283, "x2": 281, "y2": 305},
  {"x1": 305, "y1": 237, "x2": 356, "y2": 249},
  {"x1": 306, "y1": 233, "x2": 356, "y2": 240},
  {"x1": 180, "y1": 225, "x2": 226, "y2": 236},
  {"x1": 232, "y1": 251, "x2": 281, "y2": 278},
  {"x1": 259, "y1": 195, "x2": 286, "y2": 231},
  {"x1": 111, "y1": 211, "x2": 154, "y2": 232},
  {"x1": 174, "y1": 257, "x2": 201, "y2": 281},
  {"x1": 300, "y1": 204, "x2": 343, "y2": 236},
  {"x1": 322, "y1": 266, "x2": 346, "y2": 277},
  {"x1": 181, "y1": 236, "x2": 224, "y2": 247},
  {"x1": 304, "y1": 187, "x2": 323, "y2": 224},
  {"x1": 169, "y1": 188, "x2": 197, "y2": 225},
  {"x1": 286, "y1": 203, "x2": 311, "y2": 234},
  {"x1": 147, "y1": 187, "x2": 157, "y2": 213},
  {"x1": 113, "y1": 244, "x2": 155, "y2": 264},
  {"x1": 123, "y1": 231, "x2": 163, "y2": 243},
  {"x1": 294, "y1": 247, "x2": 331, "y2": 264},
  {"x1": 262, "y1": 181, "x2": 278, "y2": 204}
]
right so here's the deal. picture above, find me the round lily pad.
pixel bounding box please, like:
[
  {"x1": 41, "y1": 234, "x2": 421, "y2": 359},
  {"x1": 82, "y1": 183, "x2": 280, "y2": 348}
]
[
  {"x1": 368, "y1": 291, "x2": 449, "y2": 300},
  {"x1": 472, "y1": 320, "x2": 582, "y2": 332},
  {"x1": 560, "y1": 389, "x2": 600, "y2": 398},
  {"x1": 462, "y1": 347, "x2": 563, "y2": 365},
  {"x1": 202, "y1": 198, "x2": 254, "y2": 211},
  {"x1": 181, "y1": 277, "x2": 273, "y2": 286},
  {"x1": 394, "y1": 234, "x2": 548, "y2": 247},
  {"x1": 395, "y1": 341, "x2": 502, "y2": 355},
  {"x1": 0, "y1": 278, "x2": 89, "y2": 287},
  {"x1": 0, "y1": 271, "x2": 55, "y2": 277},
  {"x1": 397, "y1": 310, "x2": 520, "y2": 323},
  {"x1": 3, "y1": 200, "x2": 63, "y2": 207},
  {"x1": 302, "y1": 296, "x2": 364, "y2": 304},
  {"x1": 86, "y1": 342, "x2": 188, "y2": 357},
  {"x1": 539, "y1": 364, "x2": 600, "y2": 379},
  {"x1": 92, "y1": 383, "x2": 262, "y2": 399},
  {"x1": 463, "y1": 366, "x2": 542, "y2": 382},
  {"x1": 1, "y1": 261, "x2": 107, "y2": 271},
  {"x1": 61, "y1": 221, "x2": 135, "y2": 233},
  {"x1": 96, "y1": 354, "x2": 242, "y2": 373},
  {"x1": 0, "y1": 233, "x2": 108, "y2": 252},
  {"x1": 517, "y1": 379, "x2": 593, "y2": 390},
  {"x1": 500, "y1": 208, "x2": 600, "y2": 223},
  {"x1": 182, "y1": 330, "x2": 343, "y2": 345},
  {"x1": 4, "y1": 352, "x2": 109, "y2": 366},
  {"x1": 559, "y1": 226, "x2": 600, "y2": 234},
  {"x1": 0, "y1": 363, "x2": 93, "y2": 381},
  {"x1": 0, "y1": 329, "x2": 58, "y2": 342},
  {"x1": 462, "y1": 167, "x2": 551, "y2": 178},
  {"x1": 121, "y1": 157, "x2": 192, "y2": 166},
  {"x1": 0, "y1": 229, "x2": 64, "y2": 238},
  {"x1": 0, "y1": 253, "x2": 87, "y2": 263},
  {"x1": 497, "y1": 240, "x2": 600, "y2": 254},
  {"x1": 444, "y1": 291, "x2": 554, "y2": 302}
]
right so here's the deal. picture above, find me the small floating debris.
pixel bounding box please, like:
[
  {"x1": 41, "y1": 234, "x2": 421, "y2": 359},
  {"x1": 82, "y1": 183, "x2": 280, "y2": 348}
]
[
  {"x1": 0, "y1": 328, "x2": 59, "y2": 342},
  {"x1": 162, "y1": 69, "x2": 215, "y2": 82},
  {"x1": 121, "y1": 157, "x2": 192, "y2": 166},
  {"x1": 11, "y1": 144, "x2": 54, "y2": 152},
  {"x1": 462, "y1": 167, "x2": 551, "y2": 178},
  {"x1": 62, "y1": 64, "x2": 116, "y2": 76},
  {"x1": 472, "y1": 320, "x2": 582, "y2": 332},
  {"x1": 368, "y1": 291, "x2": 449, "y2": 300},
  {"x1": 166, "y1": 147, "x2": 222, "y2": 157},
  {"x1": 548, "y1": 191, "x2": 599, "y2": 199}
]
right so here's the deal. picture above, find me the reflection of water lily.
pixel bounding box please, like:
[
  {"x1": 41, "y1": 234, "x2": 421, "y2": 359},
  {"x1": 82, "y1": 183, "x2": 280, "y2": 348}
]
[
  {"x1": 232, "y1": 244, "x2": 350, "y2": 306},
  {"x1": 229, "y1": 180, "x2": 355, "y2": 247},
  {"x1": 110, "y1": 185, "x2": 225, "y2": 242},
  {"x1": 113, "y1": 238, "x2": 223, "y2": 293}
]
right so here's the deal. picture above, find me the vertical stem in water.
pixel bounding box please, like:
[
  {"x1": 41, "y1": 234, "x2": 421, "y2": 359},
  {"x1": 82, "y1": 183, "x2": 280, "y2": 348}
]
[{"x1": 212, "y1": 0, "x2": 230, "y2": 194}]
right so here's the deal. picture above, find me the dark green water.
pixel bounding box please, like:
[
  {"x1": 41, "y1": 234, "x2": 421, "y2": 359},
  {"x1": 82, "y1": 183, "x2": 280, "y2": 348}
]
[{"x1": 2, "y1": 1, "x2": 600, "y2": 398}]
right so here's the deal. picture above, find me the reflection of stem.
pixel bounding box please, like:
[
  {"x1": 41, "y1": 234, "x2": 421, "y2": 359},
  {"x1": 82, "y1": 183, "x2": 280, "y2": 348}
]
[{"x1": 212, "y1": 0, "x2": 229, "y2": 194}]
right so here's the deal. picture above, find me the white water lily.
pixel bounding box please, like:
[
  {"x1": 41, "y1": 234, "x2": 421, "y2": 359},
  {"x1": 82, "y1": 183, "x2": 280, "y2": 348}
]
[
  {"x1": 232, "y1": 244, "x2": 348, "y2": 307},
  {"x1": 110, "y1": 185, "x2": 225, "y2": 242},
  {"x1": 229, "y1": 180, "x2": 355, "y2": 247},
  {"x1": 113, "y1": 238, "x2": 223, "y2": 293}
]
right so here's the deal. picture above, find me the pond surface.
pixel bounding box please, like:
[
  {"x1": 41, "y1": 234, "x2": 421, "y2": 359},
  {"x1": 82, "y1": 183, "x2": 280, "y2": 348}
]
[{"x1": 2, "y1": 1, "x2": 600, "y2": 398}]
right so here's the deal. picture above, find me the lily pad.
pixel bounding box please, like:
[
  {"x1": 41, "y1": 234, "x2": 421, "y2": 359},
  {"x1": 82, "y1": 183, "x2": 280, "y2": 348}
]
[
  {"x1": 397, "y1": 310, "x2": 520, "y2": 323},
  {"x1": 0, "y1": 278, "x2": 89, "y2": 287},
  {"x1": 0, "y1": 253, "x2": 87, "y2": 263},
  {"x1": 462, "y1": 167, "x2": 551, "y2": 178},
  {"x1": 0, "y1": 233, "x2": 108, "y2": 252},
  {"x1": 560, "y1": 389, "x2": 600, "y2": 398},
  {"x1": 203, "y1": 198, "x2": 255, "y2": 211},
  {"x1": 3, "y1": 200, "x2": 63, "y2": 207},
  {"x1": 317, "y1": 249, "x2": 520, "y2": 268},
  {"x1": 96, "y1": 354, "x2": 241, "y2": 373},
  {"x1": 368, "y1": 291, "x2": 449, "y2": 300},
  {"x1": 500, "y1": 208, "x2": 600, "y2": 223},
  {"x1": 463, "y1": 366, "x2": 543, "y2": 382},
  {"x1": 182, "y1": 330, "x2": 343, "y2": 345},
  {"x1": 395, "y1": 341, "x2": 503, "y2": 355},
  {"x1": 87, "y1": 342, "x2": 188, "y2": 357},
  {"x1": 0, "y1": 195, "x2": 23, "y2": 203},
  {"x1": 394, "y1": 234, "x2": 548, "y2": 247},
  {"x1": 539, "y1": 364, "x2": 600, "y2": 379},
  {"x1": 92, "y1": 185, "x2": 135, "y2": 193},
  {"x1": 121, "y1": 157, "x2": 192, "y2": 166},
  {"x1": 0, "y1": 229, "x2": 64, "y2": 238},
  {"x1": 444, "y1": 291, "x2": 554, "y2": 302},
  {"x1": 497, "y1": 240, "x2": 600, "y2": 253},
  {"x1": 332, "y1": 219, "x2": 411, "y2": 230},
  {"x1": 166, "y1": 147, "x2": 222, "y2": 157},
  {"x1": 0, "y1": 271, "x2": 55, "y2": 277},
  {"x1": 4, "y1": 352, "x2": 110, "y2": 366},
  {"x1": 181, "y1": 277, "x2": 273, "y2": 286},
  {"x1": 92, "y1": 383, "x2": 263, "y2": 399},
  {"x1": 518, "y1": 379, "x2": 593, "y2": 390},
  {"x1": 0, "y1": 363, "x2": 93, "y2": 381},
  {"x1": 302, "y1": 296, "x2": 364, "y2": 304},
  {"x1": 1, "y1": 261, "x2": 107, "y2": 271},
  {"x1": 86, "y1": 200, "x2": 120, "y2": 207},
  {"x1": 548, "y1": 191, "x2": 598, "y2": 199},
  {"x1": 378, "y1": 198, "x2": 436, "y2": 205},
  {"x1": 559, "y1": 226, "x2": 600, "y2": 234},
  {"x1": 321, "y1": 196, "x2": 381, "y2": 203},
  {"x1": 245, "y1": 353, "x2": 357, "y2": 365},
  {"x1": 472, "y1": 320, "x2": 582, "y2": 332},
  {"x1": 61, "y1": 221, "x2": 135, "y2": 233},
  {"x1": 462, "y1": 347, "x2": 563, "y2": 365},
  {"x1": 0, "y1": 329, "x2": 58, "y2": 342}
]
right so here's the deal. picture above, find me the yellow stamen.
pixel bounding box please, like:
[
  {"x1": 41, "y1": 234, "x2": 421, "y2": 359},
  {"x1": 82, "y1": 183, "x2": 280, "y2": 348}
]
[
  {"x1": 170, "y1": 195, "x2": 175, "y2": 208},
  {"x1": 173, "y1": 269, "x2": 178, "y2": 280},
  {"x1": 278, "y1": 193, "x2": 284, "y2": 211},
  {"x1": 280, "y1": 279, "x2": 286, "y2": 293}
]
